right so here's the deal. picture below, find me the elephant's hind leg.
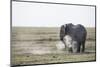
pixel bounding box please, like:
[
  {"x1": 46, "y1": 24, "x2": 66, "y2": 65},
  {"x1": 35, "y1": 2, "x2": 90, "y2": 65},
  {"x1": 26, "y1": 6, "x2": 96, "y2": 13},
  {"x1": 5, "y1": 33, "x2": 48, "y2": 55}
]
[{"x1": 81, "y1": 41, "x2": 85, "y2": 52}]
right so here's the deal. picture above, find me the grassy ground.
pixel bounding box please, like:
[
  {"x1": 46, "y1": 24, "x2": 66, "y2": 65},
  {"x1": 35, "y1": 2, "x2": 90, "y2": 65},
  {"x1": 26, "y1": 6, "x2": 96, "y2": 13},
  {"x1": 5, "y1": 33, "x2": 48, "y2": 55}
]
[{"x1": 11, "y1": 27, "x2": 96, "y2": 66}]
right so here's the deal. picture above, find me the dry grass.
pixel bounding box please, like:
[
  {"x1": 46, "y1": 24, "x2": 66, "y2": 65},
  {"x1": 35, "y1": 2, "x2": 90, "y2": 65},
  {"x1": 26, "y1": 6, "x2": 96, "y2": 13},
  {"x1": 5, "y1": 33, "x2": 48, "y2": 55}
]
[{"x1": 11, "y1": 27, "x2": 96, "y2": 66}]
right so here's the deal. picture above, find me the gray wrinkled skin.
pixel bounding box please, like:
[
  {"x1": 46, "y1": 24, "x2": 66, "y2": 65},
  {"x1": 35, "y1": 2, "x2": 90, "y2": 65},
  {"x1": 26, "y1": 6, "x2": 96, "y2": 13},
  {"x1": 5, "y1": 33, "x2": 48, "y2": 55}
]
[{"x1": 60, "y1": 23, "x2": 87, "y2": 53}]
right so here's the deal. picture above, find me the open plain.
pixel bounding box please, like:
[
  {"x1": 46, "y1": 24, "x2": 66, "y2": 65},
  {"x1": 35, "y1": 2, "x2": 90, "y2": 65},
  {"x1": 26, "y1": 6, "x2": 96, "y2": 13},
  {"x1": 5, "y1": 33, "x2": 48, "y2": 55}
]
[{"x1": 11, "y1": 27, "x2": 96, "y2": 66}]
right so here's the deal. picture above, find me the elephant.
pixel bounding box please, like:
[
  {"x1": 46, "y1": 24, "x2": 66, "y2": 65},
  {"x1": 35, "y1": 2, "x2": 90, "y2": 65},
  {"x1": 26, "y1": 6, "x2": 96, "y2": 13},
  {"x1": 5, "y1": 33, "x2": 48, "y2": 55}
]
[{"x1": 60, "y1": 23, "x2": 87, "y2": 53}]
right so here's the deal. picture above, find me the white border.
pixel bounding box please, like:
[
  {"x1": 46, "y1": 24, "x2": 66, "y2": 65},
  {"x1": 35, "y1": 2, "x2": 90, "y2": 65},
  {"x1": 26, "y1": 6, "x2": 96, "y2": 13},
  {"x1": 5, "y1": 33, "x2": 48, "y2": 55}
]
[{"x1": 0, "y1": 0, "x2": 100, "y2": 67}]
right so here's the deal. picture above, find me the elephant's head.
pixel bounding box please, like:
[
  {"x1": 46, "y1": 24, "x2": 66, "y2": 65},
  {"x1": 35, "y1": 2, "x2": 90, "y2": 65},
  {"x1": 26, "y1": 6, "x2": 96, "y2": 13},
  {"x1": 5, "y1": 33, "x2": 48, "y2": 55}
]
[{"x1": 60, "y1": 23, "x2": 73, "y2": 41}]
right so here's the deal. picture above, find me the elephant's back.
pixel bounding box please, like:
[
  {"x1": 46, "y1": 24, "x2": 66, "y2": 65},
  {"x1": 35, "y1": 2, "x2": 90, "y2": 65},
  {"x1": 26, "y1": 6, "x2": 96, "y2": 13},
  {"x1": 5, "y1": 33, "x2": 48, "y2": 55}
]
[{"x1": 71, "y1": 24, "x2": 87, "y2": 42}]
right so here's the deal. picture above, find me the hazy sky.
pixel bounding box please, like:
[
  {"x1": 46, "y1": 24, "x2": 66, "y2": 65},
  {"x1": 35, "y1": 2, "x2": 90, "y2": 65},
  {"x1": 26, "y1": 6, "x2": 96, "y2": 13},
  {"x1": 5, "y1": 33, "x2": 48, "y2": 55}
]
[{"x1": 12, "y1": 1, "x2": 95, "y2": 27}]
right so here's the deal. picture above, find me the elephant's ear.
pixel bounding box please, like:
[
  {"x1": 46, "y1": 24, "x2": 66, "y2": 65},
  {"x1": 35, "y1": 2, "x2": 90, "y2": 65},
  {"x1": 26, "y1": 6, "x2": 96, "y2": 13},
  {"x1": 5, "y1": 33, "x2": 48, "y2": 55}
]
[{"x1": 60, "y1": 25, "x2": 66, "y2": 40}]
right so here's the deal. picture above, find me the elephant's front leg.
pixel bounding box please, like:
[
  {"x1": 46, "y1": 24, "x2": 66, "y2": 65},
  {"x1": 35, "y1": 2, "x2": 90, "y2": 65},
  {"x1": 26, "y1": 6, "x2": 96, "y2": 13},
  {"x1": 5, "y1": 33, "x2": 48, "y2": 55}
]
[
  {"x1": 72, "y1": 46, "x2": 77, "y2": 53},
  {"x1": 72, "y1": 41, "x2": 79, "y2": 53},
  {"x1": 77, "y1": 45, "x2": 81, "y2": 53}
]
